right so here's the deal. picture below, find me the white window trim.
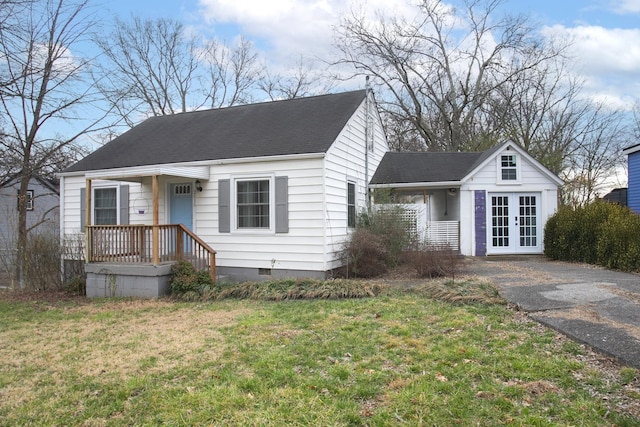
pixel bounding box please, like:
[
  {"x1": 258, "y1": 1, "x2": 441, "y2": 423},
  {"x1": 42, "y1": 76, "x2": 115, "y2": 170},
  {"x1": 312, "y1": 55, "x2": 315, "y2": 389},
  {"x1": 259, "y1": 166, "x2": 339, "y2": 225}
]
[
  {"x1": 496, "y1": 153, "x2": 521, "y2": 184},
  {"x1": 231, "y1": 174, "x2": 275, "y2": 234},
  {"x1": 91, "y1": 184, "x2": 120, "y2": 225}
]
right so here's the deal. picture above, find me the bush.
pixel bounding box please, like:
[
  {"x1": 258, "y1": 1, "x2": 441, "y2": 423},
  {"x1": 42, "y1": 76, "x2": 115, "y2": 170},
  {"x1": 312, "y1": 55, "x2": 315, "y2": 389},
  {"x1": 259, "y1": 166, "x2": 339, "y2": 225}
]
[
  {"x1": 169, "y1": 260, "x2": 213, "y2": 295},
  {"x1": 402, "y1": 243, "x2": 460, "y2": 279},
  {"x1": 357, "y1": 206, "x2": 417, "y2": 266},
  {"x1": 64, "y1": 275, "x2": 86, "y2": 296},
  {"x1": 597, "y1": 206, "x2": 640, "y2": 271},
  {"x1": 342, "y1": 229, "x2": 388, "y2": 278},
  {"x1": 23, "y1": 232, "x2": 62, "y2": 290},
  {"x1": 544, "y1": 201, "x2": 613, "y2": 263},
  {"x1": 544, "y1": 201, "x2": 640, "y2": 272}
]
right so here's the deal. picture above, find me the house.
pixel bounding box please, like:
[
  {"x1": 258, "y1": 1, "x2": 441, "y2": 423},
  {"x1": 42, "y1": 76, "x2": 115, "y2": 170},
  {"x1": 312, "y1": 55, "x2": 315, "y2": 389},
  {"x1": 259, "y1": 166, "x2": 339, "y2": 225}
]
[
  {"x1": 369, "y1": 141, "x2": 563, "y2": 256},
  {"x1": 0, "y1": 174, "x2": 59, "y2": 282},
  {"x1": 602, "y1": 188, "x2": 628, "y2": 207},
  {"x1": 623, "y1": 143, "x2": 640, "y2": 214},
  {"x1": 59, "y1": 90, "x2": 389, "y2": 297}
]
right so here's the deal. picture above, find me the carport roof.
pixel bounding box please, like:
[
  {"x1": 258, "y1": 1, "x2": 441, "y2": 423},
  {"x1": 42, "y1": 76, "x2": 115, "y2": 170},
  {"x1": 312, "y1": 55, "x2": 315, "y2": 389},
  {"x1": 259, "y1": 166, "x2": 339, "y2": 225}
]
[{"x1": 370, "y1": 144, "x2": 502, "y2": 185}]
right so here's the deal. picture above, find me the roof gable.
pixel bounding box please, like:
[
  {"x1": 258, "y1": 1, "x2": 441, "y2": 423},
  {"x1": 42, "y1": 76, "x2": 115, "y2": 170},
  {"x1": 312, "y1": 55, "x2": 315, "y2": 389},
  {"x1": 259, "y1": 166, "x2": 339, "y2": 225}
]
[
  {"x1": 65, "y1": 90, "x2": 367, "y2": 173},
  {"x1": 1, "y1": 173, "x2": 60, "y2": 195}
]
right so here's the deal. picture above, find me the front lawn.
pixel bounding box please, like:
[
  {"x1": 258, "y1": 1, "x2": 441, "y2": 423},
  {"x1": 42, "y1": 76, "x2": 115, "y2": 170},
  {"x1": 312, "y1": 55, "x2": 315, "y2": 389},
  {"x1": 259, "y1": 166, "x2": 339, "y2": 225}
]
[{"x1": 0, "y1": 285, "x2": 638, "y2": 425}]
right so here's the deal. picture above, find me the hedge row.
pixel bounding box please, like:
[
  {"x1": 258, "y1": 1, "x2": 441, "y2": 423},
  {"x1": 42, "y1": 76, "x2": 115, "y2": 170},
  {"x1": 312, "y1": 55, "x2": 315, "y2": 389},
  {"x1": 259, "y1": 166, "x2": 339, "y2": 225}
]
[{"x1": 544, "y1": 201, "x2": 640, "y2": 272}]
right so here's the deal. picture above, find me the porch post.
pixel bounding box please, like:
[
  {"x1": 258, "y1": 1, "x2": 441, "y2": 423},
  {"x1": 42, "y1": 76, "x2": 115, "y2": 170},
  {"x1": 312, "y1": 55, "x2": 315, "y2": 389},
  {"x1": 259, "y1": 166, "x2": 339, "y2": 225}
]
[
  {"x1": 85, "y1": 178, "x2": 92, "y2": 262},
  {"x1": 152, "y1": 175, "x2": 159, "y2": 265}
]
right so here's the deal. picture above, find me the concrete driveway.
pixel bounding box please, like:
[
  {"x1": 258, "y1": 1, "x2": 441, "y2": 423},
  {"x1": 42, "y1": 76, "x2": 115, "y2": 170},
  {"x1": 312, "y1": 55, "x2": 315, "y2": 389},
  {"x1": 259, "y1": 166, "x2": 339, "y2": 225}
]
[{"x1": 462, "y1": 256, "x2": 640, "y2": 369}]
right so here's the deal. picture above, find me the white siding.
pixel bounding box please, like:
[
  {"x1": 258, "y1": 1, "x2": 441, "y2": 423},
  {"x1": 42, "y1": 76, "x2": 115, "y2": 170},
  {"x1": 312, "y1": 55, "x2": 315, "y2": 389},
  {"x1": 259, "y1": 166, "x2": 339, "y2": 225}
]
[
  {"x1": 460, "y1": 145, "x2": 559, "y2": 256},
  {"x1": 324, "y1": 92, "x2": 389, "y2": 269},
  {"x1": 60, "y1": 93, "x2": 391, "y2": 275},
  {"x1": 196, "y1": 157, "x2": 329, "y2": 272}
]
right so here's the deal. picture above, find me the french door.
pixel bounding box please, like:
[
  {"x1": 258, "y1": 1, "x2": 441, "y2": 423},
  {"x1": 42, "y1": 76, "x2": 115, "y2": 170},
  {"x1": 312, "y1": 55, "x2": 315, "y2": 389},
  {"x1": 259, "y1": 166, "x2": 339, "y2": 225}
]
[{"x1": 488, "y1": 193, "x2": 541, "y2": 254}]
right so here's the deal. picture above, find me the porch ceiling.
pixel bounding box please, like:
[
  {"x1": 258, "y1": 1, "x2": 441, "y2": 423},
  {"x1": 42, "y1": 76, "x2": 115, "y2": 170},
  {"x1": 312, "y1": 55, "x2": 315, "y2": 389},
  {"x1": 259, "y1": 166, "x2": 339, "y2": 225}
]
[{"x1": 84, "y1": 165, "x2": 210, "y2": 182}]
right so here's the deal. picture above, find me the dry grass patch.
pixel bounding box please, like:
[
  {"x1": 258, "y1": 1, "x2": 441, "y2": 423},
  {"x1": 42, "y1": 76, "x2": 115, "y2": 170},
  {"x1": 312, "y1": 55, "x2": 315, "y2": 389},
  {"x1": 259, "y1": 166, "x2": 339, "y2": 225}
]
[{"x1": 0, "y1": 300, "x2": 247, "y2": 412}]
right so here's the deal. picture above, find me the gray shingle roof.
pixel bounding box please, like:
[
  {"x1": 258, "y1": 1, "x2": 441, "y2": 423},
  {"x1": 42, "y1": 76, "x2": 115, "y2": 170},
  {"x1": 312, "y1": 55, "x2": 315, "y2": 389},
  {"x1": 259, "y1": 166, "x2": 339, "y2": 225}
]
[
  {"x1": 65, "y1": 90, "x2": 367, "y2": 173},
  {"x1": 370, "y1": 143, "x2": 505, "y2": 185}
]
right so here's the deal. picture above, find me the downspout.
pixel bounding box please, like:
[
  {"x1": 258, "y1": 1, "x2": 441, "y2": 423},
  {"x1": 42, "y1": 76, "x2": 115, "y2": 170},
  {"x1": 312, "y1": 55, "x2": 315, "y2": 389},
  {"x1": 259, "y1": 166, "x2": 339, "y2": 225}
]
[{"x1": 365, "y1": 76, "x2": 371, "y2": 212}]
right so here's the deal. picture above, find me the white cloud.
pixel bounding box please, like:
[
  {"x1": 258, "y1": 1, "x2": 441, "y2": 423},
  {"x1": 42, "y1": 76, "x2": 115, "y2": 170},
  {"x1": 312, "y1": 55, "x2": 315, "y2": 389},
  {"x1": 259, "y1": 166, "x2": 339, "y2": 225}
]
[
  {"x1": 197, "y1": 0, "x2": 421, "y2": 62},
  {"x1": 611, "y1": 0, "x2": 640, "y2": 14},
  {"x1": 541, "y1": 24, "x2": 640, "y2": 108}
]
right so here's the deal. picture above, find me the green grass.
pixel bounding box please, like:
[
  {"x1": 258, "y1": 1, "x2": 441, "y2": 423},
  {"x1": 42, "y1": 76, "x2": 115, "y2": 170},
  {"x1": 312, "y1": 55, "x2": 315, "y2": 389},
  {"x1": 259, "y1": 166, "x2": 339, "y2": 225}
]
[{"x1": 0, "y1": 287, "x2": 638, "y2": 426}]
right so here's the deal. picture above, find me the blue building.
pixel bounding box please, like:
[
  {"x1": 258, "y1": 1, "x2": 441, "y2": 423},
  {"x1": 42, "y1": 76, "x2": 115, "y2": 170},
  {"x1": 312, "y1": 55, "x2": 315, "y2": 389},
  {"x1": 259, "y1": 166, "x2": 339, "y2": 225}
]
[{"x1": 623, "y1": 143, "x2": 640, "y2": 214}]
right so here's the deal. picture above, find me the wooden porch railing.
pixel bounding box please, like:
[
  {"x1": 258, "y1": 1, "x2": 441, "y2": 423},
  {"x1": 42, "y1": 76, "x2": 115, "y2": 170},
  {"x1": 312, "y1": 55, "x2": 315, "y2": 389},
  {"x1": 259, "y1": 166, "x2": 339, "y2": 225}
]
[{"x1": 86, "y1": 224, "x2": 216, "y2": 282}]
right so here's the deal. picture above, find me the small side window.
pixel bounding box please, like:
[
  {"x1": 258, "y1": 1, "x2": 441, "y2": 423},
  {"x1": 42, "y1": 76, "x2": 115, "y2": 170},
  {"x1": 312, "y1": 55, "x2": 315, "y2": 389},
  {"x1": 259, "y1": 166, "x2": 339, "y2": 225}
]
[
  {"x1": 347, "y1": 182, "x2": 356, "y2": 228},
  {"x1": 17, "y1": 189, "x2": 34, "y2": 211}
]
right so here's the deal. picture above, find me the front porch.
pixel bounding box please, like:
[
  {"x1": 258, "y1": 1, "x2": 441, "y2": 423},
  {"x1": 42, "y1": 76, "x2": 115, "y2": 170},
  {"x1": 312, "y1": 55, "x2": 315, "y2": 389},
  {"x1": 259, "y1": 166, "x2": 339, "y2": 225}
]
[
  {"x1": 84, "y1": 223, "x2": 217, "y2": 297},
  {"x1": 82, "y1": 172, "x2": 216, "y2": 298}
]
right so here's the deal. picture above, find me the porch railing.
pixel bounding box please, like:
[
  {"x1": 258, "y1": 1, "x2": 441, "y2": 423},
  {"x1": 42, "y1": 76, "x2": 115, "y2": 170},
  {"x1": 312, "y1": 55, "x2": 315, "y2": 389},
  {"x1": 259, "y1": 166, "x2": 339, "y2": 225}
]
[
  {"x1": 424, "y1": 220, "x2": 460, "y2": 251},
  {"x1": 86, "y1": 224, "x2": 216, "y2": 281}
]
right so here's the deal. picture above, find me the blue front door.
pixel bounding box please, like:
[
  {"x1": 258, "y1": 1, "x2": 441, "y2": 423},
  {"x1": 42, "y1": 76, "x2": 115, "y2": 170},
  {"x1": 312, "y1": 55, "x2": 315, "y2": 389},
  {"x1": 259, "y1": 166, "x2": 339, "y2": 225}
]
[{"x1": 170, "y1": 183, "x2": 193, "y2": 230}]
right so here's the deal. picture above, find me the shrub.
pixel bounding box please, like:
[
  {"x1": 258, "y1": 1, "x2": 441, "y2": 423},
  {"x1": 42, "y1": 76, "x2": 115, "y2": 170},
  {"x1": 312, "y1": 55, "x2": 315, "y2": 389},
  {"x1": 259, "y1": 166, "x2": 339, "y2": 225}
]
[
  {"x1": 544, "y1": 201, "x2": 613, "y2": 263},
  {"x1": 357, "y1": 206, "x2": 417, "y2": 266},
  {"x1": 597, "y1": 205, "x2": 640, "y2": 272},
  {"x1": 402, "y1": 243, "x2": 460, "y2": 279},
  {"x1": 169, "y1": 260, "x2": 213, "y2": 295},
  {"x1": 342, "y1": 228, "x2": 389, "y2": 278},
  {"x1": 544, "y1": 201, "x2": 640, "y2": 272},
  {"x1": 64, "y1": 275, "x2": 86, "y2": 296},
  {"x1": 23, "y1": 232, "x2": 62, "y2": 290}
]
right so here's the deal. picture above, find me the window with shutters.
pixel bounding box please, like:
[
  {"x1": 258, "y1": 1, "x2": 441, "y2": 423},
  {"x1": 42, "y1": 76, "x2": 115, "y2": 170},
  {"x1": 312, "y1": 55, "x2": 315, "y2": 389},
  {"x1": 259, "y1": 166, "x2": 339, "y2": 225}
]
[
  {"x1": 94, "y1": 187, "x2": 118, "y2": 225},
  {"x1": 219, "y1": 176, "x2": 288, "y2": 234}
]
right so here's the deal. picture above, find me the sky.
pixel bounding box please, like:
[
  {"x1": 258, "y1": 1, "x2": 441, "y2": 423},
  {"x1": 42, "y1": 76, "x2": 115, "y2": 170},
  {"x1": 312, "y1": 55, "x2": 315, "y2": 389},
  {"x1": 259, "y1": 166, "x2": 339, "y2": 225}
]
[{"x1": 96, "y1": 0, "x2": 640, "y2": 111}]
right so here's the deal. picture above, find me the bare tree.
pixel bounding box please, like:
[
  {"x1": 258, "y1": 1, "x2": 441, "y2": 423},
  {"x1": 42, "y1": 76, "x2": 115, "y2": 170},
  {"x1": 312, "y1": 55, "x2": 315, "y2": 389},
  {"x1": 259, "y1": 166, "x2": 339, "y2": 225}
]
[
  {"x1": 493, "y1": 57, "x2": 587, "y2": 175},
  {"x1": 333, "y1": 0, "x2": 567, "y2": 152},
  {"x1": 0, "y1": 0, "x2": 103, "y2": 286},
  {"x1": 560, "y1": 106, "x2": 630, "y2": 206},
  {"x1": 258, "y1": 56, "x2": 335, "y2": 101},
  {"x1": 94, "y1": 18, "x2": 263, "y2": 128},
  {"x1": 199, "y1": 35, "x2": 261, "y2": 108},
  {"x1": 93, "y1": 17, "x2": 200, "y2": 127}
]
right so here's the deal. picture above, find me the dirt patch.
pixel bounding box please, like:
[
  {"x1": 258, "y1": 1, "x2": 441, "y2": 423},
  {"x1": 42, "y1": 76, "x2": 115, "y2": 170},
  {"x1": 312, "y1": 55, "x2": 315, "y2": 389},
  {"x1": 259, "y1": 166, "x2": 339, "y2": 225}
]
[{"x1": 0, "y1": 288, "x2": 87, "y2": 305}]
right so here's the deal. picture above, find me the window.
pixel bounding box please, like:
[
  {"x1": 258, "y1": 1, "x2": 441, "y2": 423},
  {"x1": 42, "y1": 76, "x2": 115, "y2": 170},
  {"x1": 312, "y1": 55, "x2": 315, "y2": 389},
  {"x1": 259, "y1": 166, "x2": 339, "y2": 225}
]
[
  {"x1": 500, "y1": 154, "x2": 517, "y2": 181},
  {"x1": 219, "y1": 177, "x2": 287, "y2": 234},
  {"x1": 94, "y1": 187, "x2": 117, "y2": 225},
  {"x1": 17, "y1": 190, "x2": 34, "y2": 211},
  {"x1": 347, "y1": 182, "x2": 356, "y2": 228},
  {"x1": 237, "y1": 179, "x2": 270, "y2": 228}
]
